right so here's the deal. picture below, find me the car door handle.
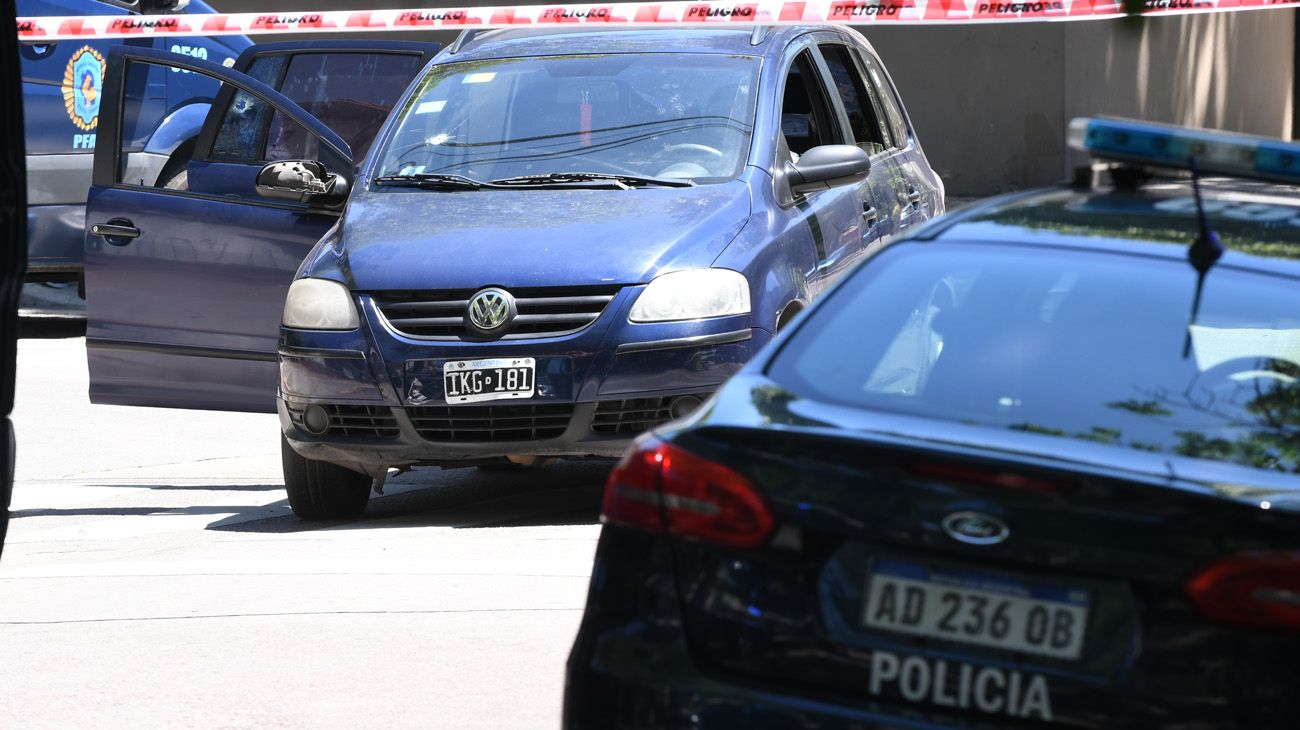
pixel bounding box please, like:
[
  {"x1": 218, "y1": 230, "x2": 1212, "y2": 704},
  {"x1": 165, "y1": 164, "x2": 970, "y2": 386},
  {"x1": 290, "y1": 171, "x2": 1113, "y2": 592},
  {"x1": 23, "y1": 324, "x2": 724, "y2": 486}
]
[
  {"x1": 92, "y1": 220, "x2": 142, "y2": 245},
  {"x1": 907, "y1": 187, "x2": 923, "y2": 205},
  {"x1": 862, "y1": 204, "x2": 878, "y2": 224}
]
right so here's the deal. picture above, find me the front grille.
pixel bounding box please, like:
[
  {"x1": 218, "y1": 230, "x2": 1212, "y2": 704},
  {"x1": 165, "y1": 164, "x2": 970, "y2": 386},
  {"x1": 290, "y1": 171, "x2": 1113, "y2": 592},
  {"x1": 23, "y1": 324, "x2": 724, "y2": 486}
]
[
  {"x1": 290, "y1": 404, "x2": 400, "y2": 439},
  {"x1": 591, "y1": 394, "x2": 710, "y2": 435},
  {"x1": 408, "y1": 403, "x2": 575, "y2": 442},
  {"x1": 374, "y1": 285, "x2": 622, "y2": 339}
]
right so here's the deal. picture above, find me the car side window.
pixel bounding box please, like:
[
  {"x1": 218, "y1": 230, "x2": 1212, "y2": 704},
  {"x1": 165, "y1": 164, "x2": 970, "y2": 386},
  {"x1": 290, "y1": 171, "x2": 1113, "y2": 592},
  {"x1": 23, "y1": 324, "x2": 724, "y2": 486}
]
[
  {"x1": 110, "y1": 57, "x2": 304, "y2": 192},
  {"x1": 856, "y1": 50, "x2": 909, "y2": 149},
  {"x1": 209, "y1": 55, "x2": 289, "y2": 162},
  {"x1": 264, "y1": 53, "x2": 425, "y2": 163},
  {"x1": 818, "y1": 44, "x2": 888, "y2": 156},
  {"x1": 779, "y1": 50, "x2": 842, "y2": 160},
  {"x1": 114, "y1": 58, "x2": 180, "y2": 185},
  {"x1": 209, "y1": 52, "x2": 423, "y2": 165}
]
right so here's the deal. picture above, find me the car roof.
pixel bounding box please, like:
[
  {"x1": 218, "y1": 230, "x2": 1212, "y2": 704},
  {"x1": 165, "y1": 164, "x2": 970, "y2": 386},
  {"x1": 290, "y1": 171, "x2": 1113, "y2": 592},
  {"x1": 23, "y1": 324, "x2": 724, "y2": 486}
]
[
  {"x1": 445, "y1": 26, "x2": 834, "y2": 61},
  {"x1": 919, "y1": 177, "x2": 1300, "y2": 277}
]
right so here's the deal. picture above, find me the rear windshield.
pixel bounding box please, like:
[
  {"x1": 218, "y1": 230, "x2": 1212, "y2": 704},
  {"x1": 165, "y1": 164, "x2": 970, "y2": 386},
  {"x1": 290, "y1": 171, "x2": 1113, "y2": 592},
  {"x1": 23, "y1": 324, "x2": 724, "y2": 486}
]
[{"x1": 768, "y1": 242, "x2": 1300, "y2": 473}]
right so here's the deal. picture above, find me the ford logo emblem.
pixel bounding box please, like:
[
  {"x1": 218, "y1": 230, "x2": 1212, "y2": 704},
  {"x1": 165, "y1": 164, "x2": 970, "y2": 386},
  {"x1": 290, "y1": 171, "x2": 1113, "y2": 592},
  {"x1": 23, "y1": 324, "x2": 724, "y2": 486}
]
[{"x1": 941, "y1": 511, "x2": 1010, "y2": 546}]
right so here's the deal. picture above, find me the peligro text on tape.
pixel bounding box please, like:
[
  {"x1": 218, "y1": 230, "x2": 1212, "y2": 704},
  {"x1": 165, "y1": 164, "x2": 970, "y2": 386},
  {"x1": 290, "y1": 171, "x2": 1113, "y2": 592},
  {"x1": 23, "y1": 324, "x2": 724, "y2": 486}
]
[{"x1": 16, "y1": 0, "x2": 1300, "y2": 40}]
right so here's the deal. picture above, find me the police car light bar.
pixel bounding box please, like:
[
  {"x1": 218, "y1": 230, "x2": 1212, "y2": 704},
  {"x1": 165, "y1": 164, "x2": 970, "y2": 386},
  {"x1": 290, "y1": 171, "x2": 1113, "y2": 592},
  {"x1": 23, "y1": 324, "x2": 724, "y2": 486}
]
[{"x1": 1067, "y1": 117, "x2": 1300, "y2": 186}]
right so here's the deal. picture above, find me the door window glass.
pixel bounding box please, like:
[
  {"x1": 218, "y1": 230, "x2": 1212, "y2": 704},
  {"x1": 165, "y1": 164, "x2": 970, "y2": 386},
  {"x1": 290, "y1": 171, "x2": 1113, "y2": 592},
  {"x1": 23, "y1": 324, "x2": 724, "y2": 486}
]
[
  {"x1": 210, "y1": 52, "x2": 423, "y2": 165},
  {"x1": 210, "y1": 54, "x2": 287, "y2": 162},
  {"x1": 112, "y1": 58, "x2": 326, "y2": 200},
  {"x1": 818, "y1": 44, "x2": 888, "y2": 155},
  {"x1": 265, "y1": 53, "x2": 424, "y2": 163},
  {"x1": 858, "y1": 51, "x2": 909, "y2": 148},
  {"x1": 780, "y1": 50, "x2": 841, "y2": 159},
  {"x1": 115, "y1": 59, "x2": 185, "y2": 186}
]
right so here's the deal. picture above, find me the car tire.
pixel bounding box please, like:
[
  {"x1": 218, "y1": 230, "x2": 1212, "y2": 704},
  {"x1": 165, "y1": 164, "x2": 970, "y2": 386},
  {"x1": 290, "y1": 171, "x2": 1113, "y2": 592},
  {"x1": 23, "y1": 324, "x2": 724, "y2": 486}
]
[
  {"x1": 281, "y1": 433, "x2": 372, "y2": 520},
  {"x1": 157, "y1": 165, "x2": 188, "y2": 191}
]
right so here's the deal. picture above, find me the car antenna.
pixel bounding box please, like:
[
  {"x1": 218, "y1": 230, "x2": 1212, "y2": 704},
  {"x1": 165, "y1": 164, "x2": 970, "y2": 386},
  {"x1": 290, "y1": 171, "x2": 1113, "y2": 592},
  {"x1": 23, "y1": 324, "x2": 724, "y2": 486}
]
[
  {"x1": 449, "y1": 29, "x2": 477, "y2": 54},
  {"x1": 1182, "y1": 157, "x2": 1226, "y2": 359}
]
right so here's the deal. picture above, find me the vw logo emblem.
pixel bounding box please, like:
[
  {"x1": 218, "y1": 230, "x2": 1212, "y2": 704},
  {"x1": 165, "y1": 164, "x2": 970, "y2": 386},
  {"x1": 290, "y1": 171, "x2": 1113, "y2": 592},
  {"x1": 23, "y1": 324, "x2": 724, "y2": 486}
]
[
  {"x1": 466, "y1": 288, "x2": 515, "y2": 333},
  {"x1": 941, "y1": 511, "x2": 1010, "y2": 546}
]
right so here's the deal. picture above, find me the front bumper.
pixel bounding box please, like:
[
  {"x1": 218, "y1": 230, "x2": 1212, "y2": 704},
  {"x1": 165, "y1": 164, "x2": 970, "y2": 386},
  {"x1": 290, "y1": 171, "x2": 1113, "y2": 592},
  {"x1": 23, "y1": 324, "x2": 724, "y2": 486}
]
[
  {"x1": 279, "y1": 288, "x2": 769, "y2": 470},
  {"x1": 565, "y1": 528, "x2": 976, "y2": 730}
]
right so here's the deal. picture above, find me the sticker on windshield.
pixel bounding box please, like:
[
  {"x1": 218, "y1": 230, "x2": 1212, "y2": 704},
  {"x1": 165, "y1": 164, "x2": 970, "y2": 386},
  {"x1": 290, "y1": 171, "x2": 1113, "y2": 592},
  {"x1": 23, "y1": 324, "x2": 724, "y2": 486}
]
[
  {"x1": 415, "y1": 100, "x2": 447, "y2": 114},
  {"x1": 462, "y1": 72, "x2": 496, "y2": 84}
]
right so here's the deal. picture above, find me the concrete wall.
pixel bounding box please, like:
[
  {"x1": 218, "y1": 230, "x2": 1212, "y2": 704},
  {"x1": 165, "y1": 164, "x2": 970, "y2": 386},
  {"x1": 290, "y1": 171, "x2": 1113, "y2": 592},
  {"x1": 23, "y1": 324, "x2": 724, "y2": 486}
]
[
  {"x1": 210, "y1": 2, "x2": 1296, "y2": 196},
  {"x1": 869, "y1": 13, "x2": 1294, "y2": 195}
]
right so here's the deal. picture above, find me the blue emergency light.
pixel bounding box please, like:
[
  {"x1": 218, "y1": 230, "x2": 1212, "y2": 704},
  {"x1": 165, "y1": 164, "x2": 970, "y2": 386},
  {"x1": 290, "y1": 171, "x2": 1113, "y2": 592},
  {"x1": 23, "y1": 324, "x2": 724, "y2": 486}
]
[{"x1": 1067, "y1": 117, "x2": 1300, "y2": 186}]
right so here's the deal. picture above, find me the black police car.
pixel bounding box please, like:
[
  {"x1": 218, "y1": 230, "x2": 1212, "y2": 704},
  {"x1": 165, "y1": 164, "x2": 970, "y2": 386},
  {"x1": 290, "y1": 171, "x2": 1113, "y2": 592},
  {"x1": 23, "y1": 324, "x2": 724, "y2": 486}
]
[{"x1": 565, "y1": 118, "x2": 1300, "y2": 728}]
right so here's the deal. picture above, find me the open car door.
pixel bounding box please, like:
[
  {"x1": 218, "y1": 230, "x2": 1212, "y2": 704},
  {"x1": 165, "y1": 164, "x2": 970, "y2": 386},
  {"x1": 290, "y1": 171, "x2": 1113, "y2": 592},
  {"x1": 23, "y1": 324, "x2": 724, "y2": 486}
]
[{"x1": 84, "y1": 42, "x2": 436, "y2": 413}]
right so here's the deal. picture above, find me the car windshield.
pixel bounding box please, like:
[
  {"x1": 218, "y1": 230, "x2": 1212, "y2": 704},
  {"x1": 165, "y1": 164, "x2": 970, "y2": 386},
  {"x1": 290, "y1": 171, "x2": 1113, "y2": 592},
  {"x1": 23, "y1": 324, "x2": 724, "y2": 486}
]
[
  {"x1": 374, "y1": 53, "x2": 760, "y2": 185},
  {"x1": 768, "y1": 242, "x2": 1300, "y2": 474}
]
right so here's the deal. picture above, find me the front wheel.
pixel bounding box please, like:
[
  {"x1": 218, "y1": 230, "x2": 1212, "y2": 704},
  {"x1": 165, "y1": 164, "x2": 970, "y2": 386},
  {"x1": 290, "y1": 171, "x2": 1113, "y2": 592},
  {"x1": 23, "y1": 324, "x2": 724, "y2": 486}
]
[
  {"x1": 281, "y1": 434, "x2": 372, "y2": 520},
  {"x1": 156, "y1": 155, "x2": 189, "y2": 191}
]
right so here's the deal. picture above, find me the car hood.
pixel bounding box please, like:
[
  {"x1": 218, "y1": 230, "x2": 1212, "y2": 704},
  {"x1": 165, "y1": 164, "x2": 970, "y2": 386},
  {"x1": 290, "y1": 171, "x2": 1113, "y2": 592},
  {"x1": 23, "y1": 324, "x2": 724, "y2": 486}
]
[{"x1": 338, "y1": 182, "x2": 752, "y2": 291}]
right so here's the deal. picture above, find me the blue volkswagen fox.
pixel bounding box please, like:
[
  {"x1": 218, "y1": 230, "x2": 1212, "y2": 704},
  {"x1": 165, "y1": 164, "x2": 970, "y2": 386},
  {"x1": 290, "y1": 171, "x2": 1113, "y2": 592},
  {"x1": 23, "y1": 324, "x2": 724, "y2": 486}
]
[{"x1": 80, "y1": 27, "x2": 942, "y2": 519}]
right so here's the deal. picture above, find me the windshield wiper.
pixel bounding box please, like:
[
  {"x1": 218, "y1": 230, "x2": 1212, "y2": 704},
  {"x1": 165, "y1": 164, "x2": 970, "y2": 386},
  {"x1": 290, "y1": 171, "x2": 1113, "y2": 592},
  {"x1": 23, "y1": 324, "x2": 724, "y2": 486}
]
[
  {"x1": 490, "y1": 172, "x2": 695, "y2": 189},
  {"x1": 373, "y1": 173, "x2": 487, "y2": 190}
]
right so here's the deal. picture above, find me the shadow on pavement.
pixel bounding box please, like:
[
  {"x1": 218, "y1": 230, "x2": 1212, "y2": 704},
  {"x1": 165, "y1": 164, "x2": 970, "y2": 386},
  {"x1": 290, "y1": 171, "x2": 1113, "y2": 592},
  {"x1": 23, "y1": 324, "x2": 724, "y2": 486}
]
[
  {"x1": 18, "y1": 316, "x2": 85, "y2": 339},
  {"x1": 12, "y1": 504, "x2": 271, "y2": 518},
  {"x1": 206, "y1": 460, "x2": 612, "y2": 534},
  {"x1": 19, "y1": 282, "x2": 87, "y2": 338},
  {"x1": 71, "y1": 483, "x2": 285, "y2": 492}
]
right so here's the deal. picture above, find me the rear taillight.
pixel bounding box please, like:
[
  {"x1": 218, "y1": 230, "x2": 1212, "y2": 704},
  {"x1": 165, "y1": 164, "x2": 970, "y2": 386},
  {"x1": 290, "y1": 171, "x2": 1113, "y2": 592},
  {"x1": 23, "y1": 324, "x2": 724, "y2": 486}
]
[
  {"x1": 1186, "y1": 551, "x2": 1300, "y2": 632},
  {"x1": 601, "y1": 437, "x2": 774, "y2": 549}
]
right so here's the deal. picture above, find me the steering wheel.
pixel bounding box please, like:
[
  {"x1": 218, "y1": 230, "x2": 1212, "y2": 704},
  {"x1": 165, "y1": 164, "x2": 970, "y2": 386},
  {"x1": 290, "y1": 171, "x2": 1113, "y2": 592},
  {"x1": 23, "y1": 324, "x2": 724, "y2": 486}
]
[
  {"x1": 649, "y1": 143, "x2": 726, "y2": 179},
  {"x1": 658, "y1": 143, "x2": 724, "y2": 158},
  {"x1": 551, "y1": 156, "x2": 644, "y2": 177}
]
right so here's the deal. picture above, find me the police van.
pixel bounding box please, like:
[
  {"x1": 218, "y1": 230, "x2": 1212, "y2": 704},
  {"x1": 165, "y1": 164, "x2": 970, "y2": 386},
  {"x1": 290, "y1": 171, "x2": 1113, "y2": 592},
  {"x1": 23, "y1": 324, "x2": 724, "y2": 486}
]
[{"x1": 19, "y1": 0, "x2": 251, "y2": 286}]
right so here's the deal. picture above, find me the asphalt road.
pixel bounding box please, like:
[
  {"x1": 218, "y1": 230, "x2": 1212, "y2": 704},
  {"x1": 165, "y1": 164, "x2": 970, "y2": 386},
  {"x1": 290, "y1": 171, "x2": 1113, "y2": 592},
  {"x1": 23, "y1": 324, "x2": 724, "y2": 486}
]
[{"x1": 0, "y1": 328, "x2": 607, "y2": 729}]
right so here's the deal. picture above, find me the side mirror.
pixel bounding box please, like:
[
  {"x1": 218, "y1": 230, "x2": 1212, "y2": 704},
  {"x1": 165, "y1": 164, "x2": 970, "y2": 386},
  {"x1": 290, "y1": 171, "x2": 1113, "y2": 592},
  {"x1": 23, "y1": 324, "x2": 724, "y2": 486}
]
[
  {"x1": 142, "y1": 0, "x2": 191, "y2": 13},
  {"x1": 256, "y1": 160, "x2": 349, "y2": 206},
  {"x1": 786, "y1": 145, "x2": 872, "y2": 196}
]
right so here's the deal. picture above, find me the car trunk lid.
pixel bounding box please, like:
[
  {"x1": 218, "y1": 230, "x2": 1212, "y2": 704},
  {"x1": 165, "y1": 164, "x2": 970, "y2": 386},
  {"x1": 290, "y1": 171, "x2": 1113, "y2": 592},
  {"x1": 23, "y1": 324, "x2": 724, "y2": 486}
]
[{"x1": 650, "y1": 408, "x2": 1300, "y2": 728}]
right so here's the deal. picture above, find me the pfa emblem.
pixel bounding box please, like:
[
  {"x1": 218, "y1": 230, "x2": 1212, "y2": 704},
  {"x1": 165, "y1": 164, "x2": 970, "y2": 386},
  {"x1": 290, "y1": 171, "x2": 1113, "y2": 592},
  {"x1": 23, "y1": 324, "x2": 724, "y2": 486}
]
[{"x1": 62, "y1": 46, "x2": 106, "y2": 131}]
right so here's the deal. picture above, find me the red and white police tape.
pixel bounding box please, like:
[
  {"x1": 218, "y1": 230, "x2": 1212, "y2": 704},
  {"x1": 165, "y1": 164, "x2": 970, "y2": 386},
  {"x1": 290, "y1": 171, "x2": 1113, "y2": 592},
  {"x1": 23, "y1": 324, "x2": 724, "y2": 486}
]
[{"x1": 16, "y1": 0, "x2": 1300, "y2": 40}]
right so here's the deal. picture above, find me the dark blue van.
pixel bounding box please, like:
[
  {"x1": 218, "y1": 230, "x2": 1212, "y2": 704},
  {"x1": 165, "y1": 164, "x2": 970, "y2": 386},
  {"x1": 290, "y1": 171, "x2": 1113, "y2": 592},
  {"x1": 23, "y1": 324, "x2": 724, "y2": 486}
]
[{"x1": 20, "y1": 0, "x2": 251, "y2": 285}]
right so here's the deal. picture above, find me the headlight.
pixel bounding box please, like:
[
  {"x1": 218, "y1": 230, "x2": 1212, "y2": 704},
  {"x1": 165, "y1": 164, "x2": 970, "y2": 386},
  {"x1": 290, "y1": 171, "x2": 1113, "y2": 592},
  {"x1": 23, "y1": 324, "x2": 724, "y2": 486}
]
[
  {"x1": 282, "y1": 278, "x2": 359, "y2": 330},
  {"x1": 629, "y1": 269, "x2": 750, "y2": 323}
]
